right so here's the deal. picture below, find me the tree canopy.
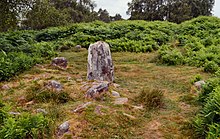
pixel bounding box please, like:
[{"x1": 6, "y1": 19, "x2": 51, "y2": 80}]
[{"x1": 127, "y1": 0, "x2": 215, "y2": 23}]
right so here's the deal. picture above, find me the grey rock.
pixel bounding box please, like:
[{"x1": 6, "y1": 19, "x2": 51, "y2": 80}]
[
  {"x1": 86, "y1": 82, "x2": 110, "y2": 99},
  {"x1": 75, "y1": 45, "x2": 82, "y2": 49},
  {"x1": 58, "y1": 121, "x2": 70, "y2": 135},
  {"x1": 114, "y1": 97, "x2": 128, "y2": 105},
  {"x1": 73, "y1": 102, "x2": 92, "y2": 113},
  {"x1": 36, "y1": 108, "x2": 48, "y2": 115},
  {"x1": 46, "y1": 80, "x2": 62, "y2": 91},
  {"x1": 194, "y1": 80, "x2": 205, "y2": 91},
  {"x1": 112, "y1": 91, "x2": 120, "y2": 97},
  {"x1": 51, "y1": 57, "x2": 68, "y2": 69},
  {"x1": 87, "y1": 41, "x2": 114, "y2": 82},
  {"x1": 9, "y1": 112, "x2": 21, "y2": 115}
]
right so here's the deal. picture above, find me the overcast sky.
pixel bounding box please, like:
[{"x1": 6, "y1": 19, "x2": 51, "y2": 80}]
[{"x1": 95, "y1": 0, "x2": 220, "y2": 19}]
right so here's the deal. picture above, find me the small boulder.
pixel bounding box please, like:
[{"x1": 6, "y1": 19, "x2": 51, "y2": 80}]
[
  {"x1": 114, "y1": 97, "x2": 128, "y2": 105},
  {"x1": 111, "y1": 91, "x2": 120, "y2": 97},
  {"x1": 194, "y1": 80, "x2": 205, "y2": 91},
  {"x1": 51, "y1": 57, "x2": 68, "y2": 69},
  {"x1": 58, "y1": 121, "x2": 70, "y2": 135},
  {"x1": 46, "y1": 80, "x2": 62, "y2": 91},
  {"x1": 86, "y1": 82, "x2": 110, "y2": 99},
  {"x1": 75, "y1": 45, "x2": 82, "y2": 50}
]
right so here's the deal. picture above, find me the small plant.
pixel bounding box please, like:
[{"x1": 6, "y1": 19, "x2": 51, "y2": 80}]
[
  {"x1": 190, "y1": 74, "x2": 202, "y2": 84},
  {"x1": 0, "y1": 113, "x2": 52, "y2": 139},
  {"x1": 26, "y1": 83, "x2": 72, "y2": 103},
  {"x1": 136, "y1": 88, "x2": 164, "y2": 110}
]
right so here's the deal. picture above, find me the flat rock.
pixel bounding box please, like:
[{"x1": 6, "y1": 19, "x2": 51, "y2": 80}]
[
  {"x1": 112, "y1": 91, "x2": 120, "y2": 97},
  {"x1": 73, "y1": 102, "x2": 92, "y2": 113},
  {"x1": 86, "y1": 82, "x2": 110, "y2": 99},
  {"x1": 9, "y1": 112, "x2": 21, "y2": 115},
  {"x1": 1, "y1": 85, "x2": 10, "y2": 90},
  {"x1": 114, "y1": 97, "x2": 128, "y2": 105}
]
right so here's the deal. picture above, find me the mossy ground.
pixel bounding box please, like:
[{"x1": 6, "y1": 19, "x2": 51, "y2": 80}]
[{"x1": 0, "y1": 50, "x2": 210, "y2": 138}]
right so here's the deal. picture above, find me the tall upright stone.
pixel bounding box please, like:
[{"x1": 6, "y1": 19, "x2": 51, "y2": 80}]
[{"x1": 87, "y1": 41, "x2": 114, "y2": 82}]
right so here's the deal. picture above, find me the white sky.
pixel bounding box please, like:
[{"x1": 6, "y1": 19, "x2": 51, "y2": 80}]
[{"x1": 95, "y1": 0, "x2": 220, "y2": 19}]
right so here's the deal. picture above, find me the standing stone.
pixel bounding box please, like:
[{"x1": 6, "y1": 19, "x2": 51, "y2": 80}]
[{"x1": 87, "y1": 41, "x2": 114, "y2": 82}]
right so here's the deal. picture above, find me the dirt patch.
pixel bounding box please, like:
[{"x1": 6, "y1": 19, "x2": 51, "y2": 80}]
[{"x1": 144, "y1": 120, "x2": 163, "y2": 139}]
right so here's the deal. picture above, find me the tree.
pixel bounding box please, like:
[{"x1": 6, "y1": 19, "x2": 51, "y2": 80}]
[
  {"x1": 98, "y1": 8, "x2": 111, "y2": 22},
  {"x1": 0, "y1": 0, "x2": 31, "y2": 32},
  {"x1": 110, "y1": 14, "x2": 123, "y2": 21},
  {"x1": 127, "y1": 0, "x2": 215, "y2": 23},
  {"x1": 23, "y1": 0, "x2": 69, "y2": 29}
]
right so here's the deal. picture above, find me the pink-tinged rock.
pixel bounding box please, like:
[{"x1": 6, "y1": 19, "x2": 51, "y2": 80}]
[
  {"x1": 1, "y1": 85, "x2": 10, "y2": 90},
  {"x1": 87, "y1": 41, "x2": 114, "y2": 82},
  {"x1": 114, "y1": 97, "x2": 128, "y2": 105}
]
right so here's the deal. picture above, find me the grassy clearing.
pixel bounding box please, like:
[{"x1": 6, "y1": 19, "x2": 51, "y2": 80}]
[{"x1": 0, "y1": 50, "x2": 210, "y2": 138}]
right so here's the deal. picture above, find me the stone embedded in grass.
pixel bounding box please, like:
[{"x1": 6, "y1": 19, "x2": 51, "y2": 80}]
[
  {"x1": 1, "y1": 85, "x2": 10, "y2": 90},
  {"x1": 46, "y1": 80, "x2": 62, "y2": 92},
  {"x1": 58, "y1": 121, "x2": 70, "y2": 136},
  {"x1": 72, "y1": 102, "x2": 92, "y2": 113},
  {"x1": 194, "y1": 80, "x2": 205, "y2": 91},
  {"x1": 9, "y1": 112, "x2": 21, "y2": 115},
  {"x1": 36, "y1": 108, "x2": 48, "y2": 115},
  {"x1": 51, "y1": 57, "x2": 68, "y2": 69},
  {"x1": 114, "y1": 97, "x2": 128, "y2": 105},
  {"x1": 112, "y1": 91, "x2": 120, "y2": 97},
  {"x1": 86, "y1": 82, "x2": 110, "y2": 99},
  {"x1": 75, "y1": 45, "x2": 82, "y2": 51},
  {"x1": 87, "y1": 41, "x2": 114, "y2": 82}
]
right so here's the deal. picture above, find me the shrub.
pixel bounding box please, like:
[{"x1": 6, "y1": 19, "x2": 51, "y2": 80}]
[
  {"x1": 190, "y1": 74, "x2": 202, "y2": 84},
  {"x1": 194, "y1": 86, "x2": 220, "y2": 138},
  {"x1": 204, "y1": 61, "x2": 219, "y2": 73},
  {"x1": 0, "y1": 113, "x2": 52, "y2": 139},
  {"x1": 136, "y1": 88, "x2": 164, "y2": 110},
  {"x1": 26, "y1": 83, "x2": 72, "y2": 103}
]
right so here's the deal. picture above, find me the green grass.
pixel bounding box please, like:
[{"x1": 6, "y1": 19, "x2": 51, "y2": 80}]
[{"x1": 0, "y1": 50, "x2": 211, "y2": 138}]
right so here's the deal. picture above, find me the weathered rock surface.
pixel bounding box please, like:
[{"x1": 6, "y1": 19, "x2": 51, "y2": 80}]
[
  {"x1": 46, "y1": 80, "x2": 62, "y2": 91},
  {"x1": 51, "y1": 57, "x2": 68, "y2": 69},
  {"x1": 73, "y1": 102, "x2": 92, "y2": 113},
  {"x1": 58, "y1": 121, "x2": 70, "y2": 135},
  {"x1": 86, "y1": 82, "x2": 110, "y2": 99},
  {"x1": 194, "y1": 80, "x2": 205, "y2": 91},
  {"x1": 75, "y1": 45, "x2": 82, "y2": 50},
  {"x1": 87, "y1": 41, "x2": 114, "y2": 82},
  {"x1": 114, "y1": 97, "x2": 128, "y2": 105},
  {"x1": 112, "y1": 91, "x2": 120, "y2": 97}
]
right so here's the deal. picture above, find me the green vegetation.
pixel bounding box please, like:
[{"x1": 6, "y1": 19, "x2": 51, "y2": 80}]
[
  {"x1": 0, "y1": 101, "x2": 52, "y2": 139},
  {"x1": 1, "y1": 16, "x2": 220, "y2": 138}
]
